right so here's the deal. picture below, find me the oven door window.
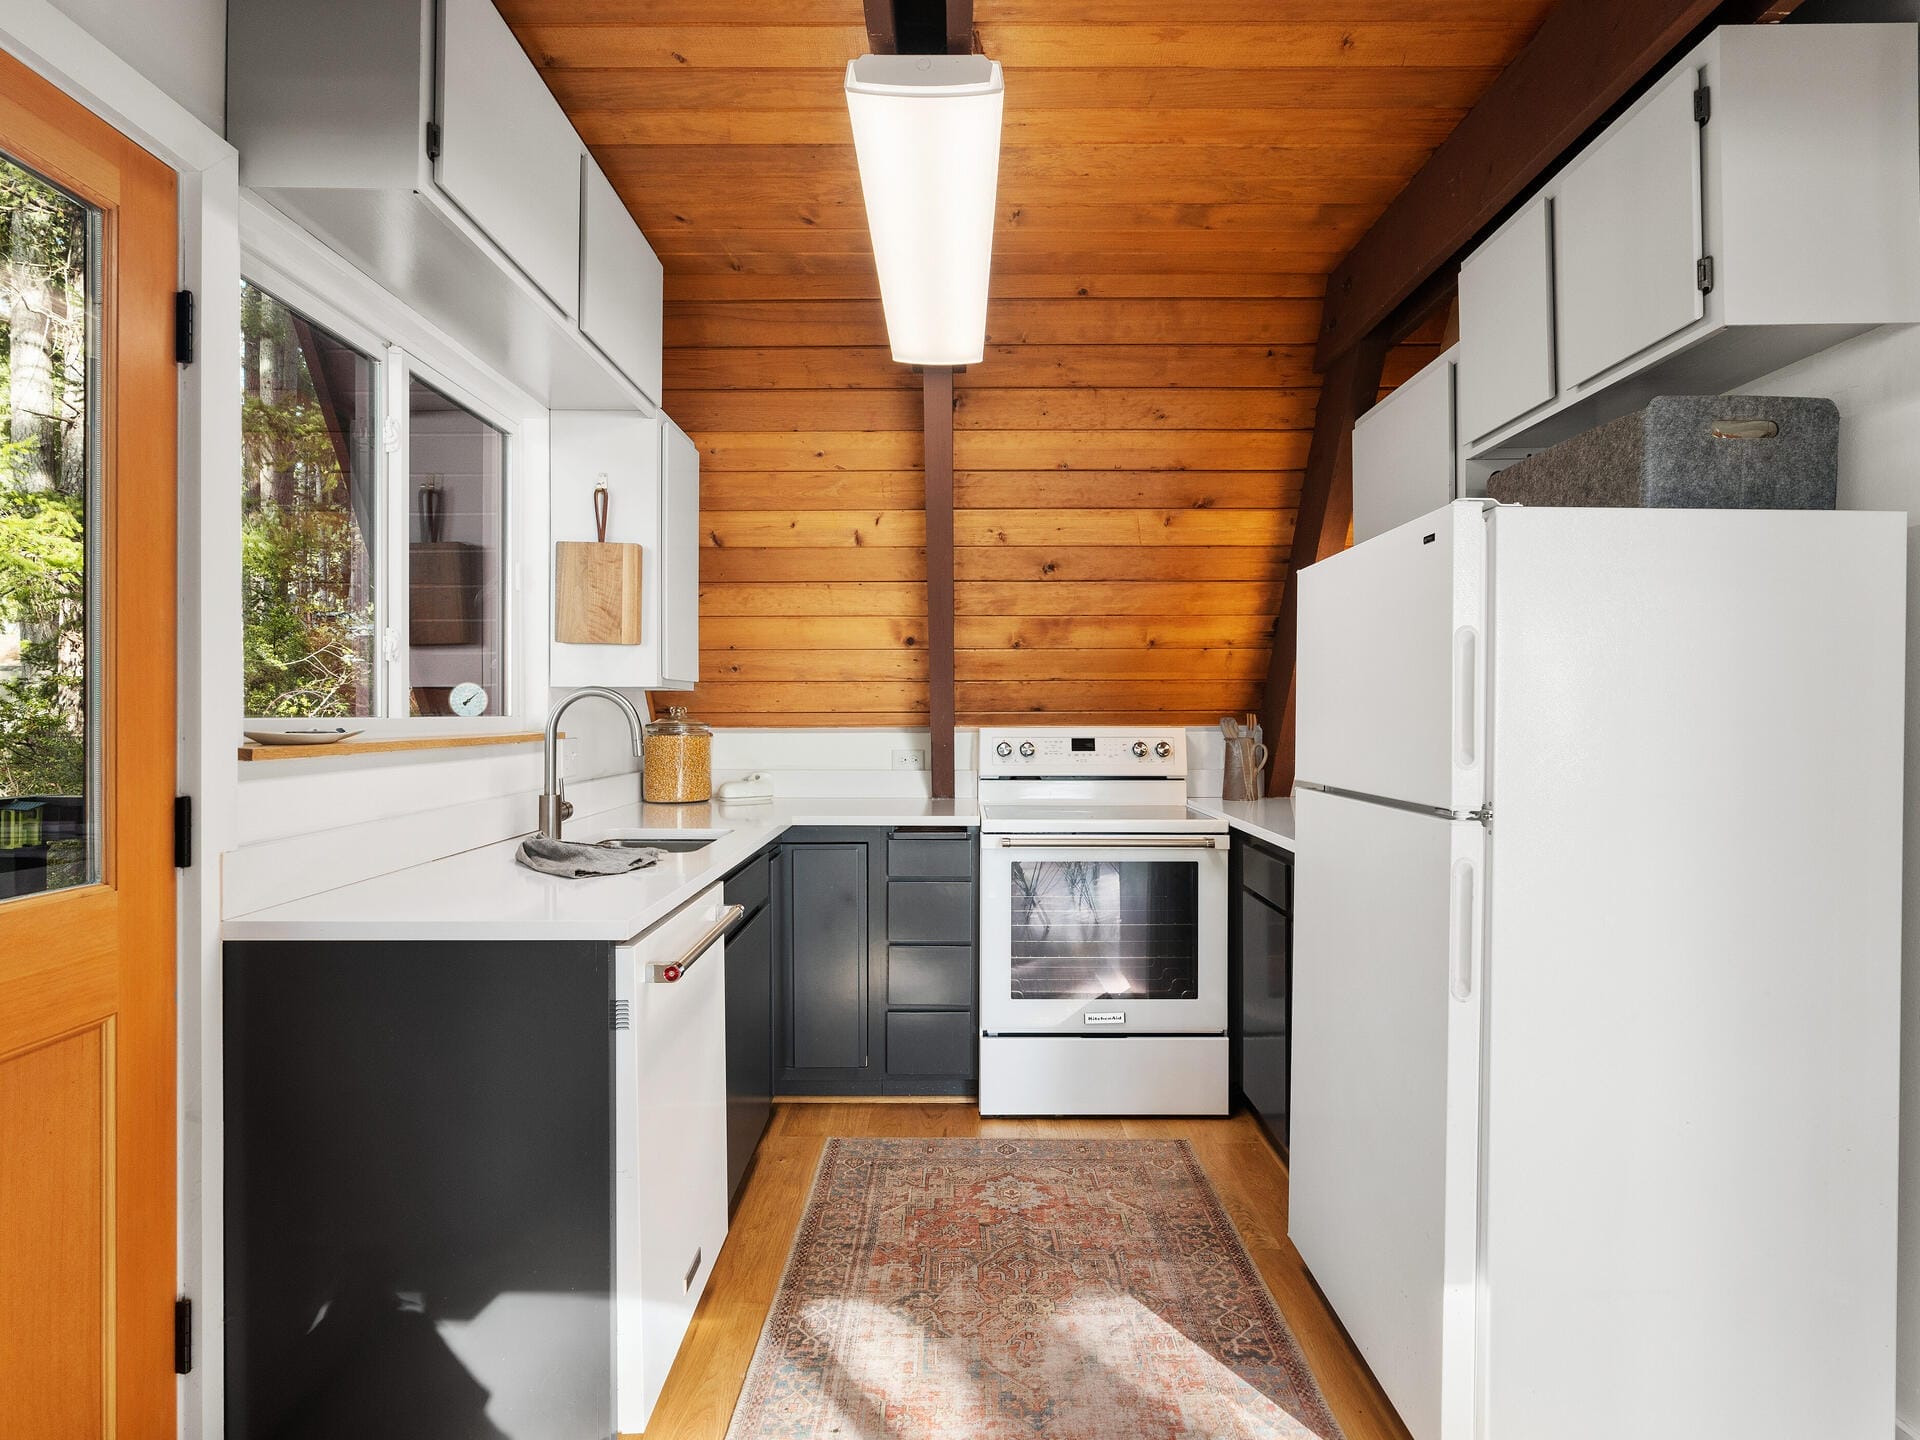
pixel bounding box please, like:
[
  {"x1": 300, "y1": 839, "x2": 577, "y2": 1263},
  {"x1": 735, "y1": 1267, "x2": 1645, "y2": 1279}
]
[{"x1": 1008, "y1": 859, "x2": 1199, "y2": 1000}]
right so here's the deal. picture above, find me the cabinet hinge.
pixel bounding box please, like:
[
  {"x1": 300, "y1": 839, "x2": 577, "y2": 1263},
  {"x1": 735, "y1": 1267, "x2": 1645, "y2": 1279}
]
[
  {"x1": 610, "y1": 999, "x2": 630, "y2": 1031},
  {"x1": 1693, "y1": 85, "x2": 1711, "y2": 125},
  {"x1": 173, "y1": 290, "x2": 194, "y2": 365},
  {"x1": 1696, "y1": 255, "x2": 1715, "y2": 295},
  {"x1": 425, "y1": 120, "x2": 442, "y2": 163},
  {"x1": 174, "y1": 1296, "x2": 193, "y2": 1375},
  {"x1": 173, "y1": 795, "x2": 193, "y2": 869}
]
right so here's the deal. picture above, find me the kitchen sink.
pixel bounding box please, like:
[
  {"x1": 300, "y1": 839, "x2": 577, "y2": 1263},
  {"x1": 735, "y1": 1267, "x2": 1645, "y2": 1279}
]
[{"x1": 592, "y1": 829, "x2": 727, "y2": 854}]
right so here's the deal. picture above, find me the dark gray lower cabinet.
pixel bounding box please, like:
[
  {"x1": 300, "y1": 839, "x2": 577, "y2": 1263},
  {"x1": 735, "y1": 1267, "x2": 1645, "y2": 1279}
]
[
  {"x1": 723, "y1": 852, "x2": 774, "y2": 1206},
  {"x1": 776, "y1": 827, "x2": 978, "y2": 1096},
  {"x1": 224, "y1": 940, "x2": 614, "y2": 1440},
  {"x1": 1232, "y1": 835, "x2": 1293, "y2": 1151}
]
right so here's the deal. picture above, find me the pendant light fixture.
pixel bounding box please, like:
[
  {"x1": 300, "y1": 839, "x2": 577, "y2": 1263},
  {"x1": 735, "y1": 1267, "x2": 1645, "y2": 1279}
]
[{"x1": 845, "y1": 53, "x2": 1004, "y2": 367}]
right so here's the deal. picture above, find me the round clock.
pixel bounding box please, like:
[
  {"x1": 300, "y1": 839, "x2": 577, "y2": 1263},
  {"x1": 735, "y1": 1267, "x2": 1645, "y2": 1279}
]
[{"x1": 450, "y1": 682, "x2": 488, "y2": 717}]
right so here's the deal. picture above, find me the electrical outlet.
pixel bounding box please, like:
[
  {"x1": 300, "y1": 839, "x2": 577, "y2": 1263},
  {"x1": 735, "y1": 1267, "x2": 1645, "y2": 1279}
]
[{"x1": 892, "y1": 749, "x2": 927, "y2": 771}]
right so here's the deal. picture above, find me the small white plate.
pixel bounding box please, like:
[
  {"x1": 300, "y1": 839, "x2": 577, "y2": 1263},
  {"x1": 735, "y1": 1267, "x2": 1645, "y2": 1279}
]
[{"x1": 243, "y1": 728, "x2": 365, "y2": 747}]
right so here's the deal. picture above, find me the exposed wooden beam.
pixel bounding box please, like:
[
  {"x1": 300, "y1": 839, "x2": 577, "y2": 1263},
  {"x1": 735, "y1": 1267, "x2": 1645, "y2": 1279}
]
[
  {"x1": 861, "y1": 0, "x2": 896, "y2": 54},
  {"x1": 946, "y1": 0, "x2": 975, "y2": 56},
  {"x1": 1263, "y1": 332, "x2": 1391, "y2": 797},
  {"x1": 923, "y1": 366, "x2": 956, "y2": 797},
  {"x1": 1314, "y1": 0, "x2": 1726, "y2": 367}
]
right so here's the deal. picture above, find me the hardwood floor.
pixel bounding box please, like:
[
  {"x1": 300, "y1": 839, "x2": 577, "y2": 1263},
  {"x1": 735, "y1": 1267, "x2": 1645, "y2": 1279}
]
[{"x1": 631, "y1": 1102, "x2": 1412, "y2": 1440}]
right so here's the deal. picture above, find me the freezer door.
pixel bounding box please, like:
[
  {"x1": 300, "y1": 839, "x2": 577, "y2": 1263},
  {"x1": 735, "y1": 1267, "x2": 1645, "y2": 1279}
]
[
  {"x1": 1479, "y1": 506, "x2": 1904, "y2": 1440},
  {"x1": 1298, "y1": 500, "x2": 1486, "y2": 814},
  {"x1": 1290, "y1": 788, "x2": 1485, "y2": 1440}
]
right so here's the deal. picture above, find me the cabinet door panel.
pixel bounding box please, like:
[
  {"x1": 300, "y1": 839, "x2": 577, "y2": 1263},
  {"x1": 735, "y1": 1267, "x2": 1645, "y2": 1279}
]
[
  {"x1": 888, "y1": 879, "x2": 974, "y2": 945},
  {"x1": 1353, "y1": 348, "x2": 1456, "y2": 545},
  {"x1": 580, "y1": 156, "x2": 664, "y2": 404},
  {"x1": 1239, "y1": 890, "x2": 1289, "y2": 1146},
  {"x1": 436, "y1": 0, "x2": 582, "y2": 315},
  {"x1": 723, "y1": 905, "x2": 772, "y2": 1202},
  {"x1": 786, "y1": 844, "x2": 868, "y2": 1072},
  {"x1": 1458, "y1": 196, "x2": 1556, "y2": 442},
  {"x1": 1555, "y1": 64, "x2": 1704, "y2": 388},
  {"x1": 659, "y1": 417, "x2": 700, "y2": 687}
]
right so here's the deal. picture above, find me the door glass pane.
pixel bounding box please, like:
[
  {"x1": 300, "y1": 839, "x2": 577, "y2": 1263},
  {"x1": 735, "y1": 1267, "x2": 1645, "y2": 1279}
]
[
  {"x1": 1008, "y1": 860, "x2": 1199, "y2": 1001},
  {"x1": 0, "y1": 155, "x2": 99, "y2": 901},
  {"x1": 407, "y1": 377, "x2": 504, "y2": 717},
  {"x1": 240, "y1": 281, "x2": 379, "y2": 717}
]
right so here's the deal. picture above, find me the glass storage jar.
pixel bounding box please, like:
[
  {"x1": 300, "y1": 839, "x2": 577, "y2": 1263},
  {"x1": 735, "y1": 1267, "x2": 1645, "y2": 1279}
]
[{"x1": 643, "y1": 707, "x2": 713, "y2": 804}]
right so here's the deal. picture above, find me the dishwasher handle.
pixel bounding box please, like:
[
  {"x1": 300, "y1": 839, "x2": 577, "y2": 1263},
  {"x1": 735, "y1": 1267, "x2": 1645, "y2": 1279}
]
[
  {"x1": 649, "y1": 903, "x2": 745, "y2": 984},
  {"x1": 996, "y1": 835, "x2": 1218, "y2": 849}
]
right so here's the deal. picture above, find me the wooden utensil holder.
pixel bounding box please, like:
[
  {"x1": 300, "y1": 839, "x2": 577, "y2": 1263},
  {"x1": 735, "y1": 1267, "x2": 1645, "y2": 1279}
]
[{"x1": 555, "y1": 540, "x2": 643, "y2": 645}]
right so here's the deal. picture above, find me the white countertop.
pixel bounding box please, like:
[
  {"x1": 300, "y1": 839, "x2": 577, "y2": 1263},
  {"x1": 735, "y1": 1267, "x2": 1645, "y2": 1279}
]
[
  {"x1": 1189, "y1": 797, "x2": 1296, "y2": 852},
  {"x1": 222, "y1": 796, "x2": 978, "y2": 944}
]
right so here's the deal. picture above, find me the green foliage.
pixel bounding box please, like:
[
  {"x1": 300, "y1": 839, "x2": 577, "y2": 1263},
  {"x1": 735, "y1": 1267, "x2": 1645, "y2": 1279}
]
[
  {"x1": 239, "y1": 282, "x2": 375, "y2": 718},
  {"x1": 0, "y1": 156, "x2": 90, "y2": 803}
]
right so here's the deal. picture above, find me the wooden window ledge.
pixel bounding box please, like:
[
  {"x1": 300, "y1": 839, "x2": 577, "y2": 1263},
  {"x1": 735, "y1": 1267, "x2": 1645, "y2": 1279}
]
[{"x1": 237, "y1": 731, "x2": 548, "y2": 763}]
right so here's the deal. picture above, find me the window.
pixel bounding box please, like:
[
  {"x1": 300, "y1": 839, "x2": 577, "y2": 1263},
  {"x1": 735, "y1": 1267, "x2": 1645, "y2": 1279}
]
[
  {"x1": 239, "y1": 280, "x2": 511, "y2": 721},
  {"x1": 405, "y1": 376, "x2": 506, "y2": 717},
  {"x1": 240, "y1": 282, "x2": 378, "y2": 717}
]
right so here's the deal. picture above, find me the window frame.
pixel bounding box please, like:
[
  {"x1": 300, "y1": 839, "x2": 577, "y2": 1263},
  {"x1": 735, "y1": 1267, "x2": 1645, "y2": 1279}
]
[{"x1": 239, "y1": 212, "x2": 536, "y2": 731}]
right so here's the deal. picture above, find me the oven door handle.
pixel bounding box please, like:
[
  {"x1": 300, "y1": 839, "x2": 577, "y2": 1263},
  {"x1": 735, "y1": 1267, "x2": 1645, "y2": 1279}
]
[{"x1": 995, "y1": 835, "x2": 1219, "y2": 848}]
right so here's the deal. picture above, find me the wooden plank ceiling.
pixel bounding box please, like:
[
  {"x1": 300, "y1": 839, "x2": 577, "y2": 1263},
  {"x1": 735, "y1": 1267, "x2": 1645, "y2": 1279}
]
[{"x1": 500, "y1": 0, "x2": 1555, "y2": 727}]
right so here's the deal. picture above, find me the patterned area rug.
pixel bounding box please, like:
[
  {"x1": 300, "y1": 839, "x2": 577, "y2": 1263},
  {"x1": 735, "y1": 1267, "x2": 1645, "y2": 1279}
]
[{"x1": 726, "y1": 1137, "x2": 1343, "y2": 1440}]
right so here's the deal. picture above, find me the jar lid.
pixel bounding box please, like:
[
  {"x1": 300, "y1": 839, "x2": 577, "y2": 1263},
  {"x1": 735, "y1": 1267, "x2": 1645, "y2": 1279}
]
[{"x1": 645, "y1": 705, "x2": 709, "y2": 737}]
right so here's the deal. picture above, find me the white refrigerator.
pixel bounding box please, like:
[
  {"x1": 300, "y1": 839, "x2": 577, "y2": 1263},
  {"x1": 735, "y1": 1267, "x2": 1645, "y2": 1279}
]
[{"x1": 1289, "y1": 500, "x2": 1905, "y2": 1440}]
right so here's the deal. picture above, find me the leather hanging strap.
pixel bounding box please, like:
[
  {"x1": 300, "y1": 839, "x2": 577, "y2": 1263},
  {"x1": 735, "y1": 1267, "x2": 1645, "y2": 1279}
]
[{"x1": 593, "y1": 479, "x2": 609, "y2": 543}]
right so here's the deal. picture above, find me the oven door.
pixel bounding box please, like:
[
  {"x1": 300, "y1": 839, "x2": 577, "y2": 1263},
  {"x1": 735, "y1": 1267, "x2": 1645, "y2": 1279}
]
[{"x1": 980, "y1": 834, "x2": 1228, "y2": 1036}]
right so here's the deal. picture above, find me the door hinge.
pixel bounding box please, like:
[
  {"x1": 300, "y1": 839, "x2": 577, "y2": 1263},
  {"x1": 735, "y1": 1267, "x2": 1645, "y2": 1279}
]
[
  {"x1": 426, "y1": 120, "x2": 442, "y2": 163},
  {"x1": 173, "y1": 290, "x2": 194, "y2": 365},
  {"x1": 173, "y1": 795, "x2": 193, "y2": 869},
  {"x1": 174, "y1": 1296, "x2": 193, "y2": 1375},
  {"x1": 1693, "y1": 85, "x2": 1711, "y2": 125},
  {"x1": 1696, "y1": 256, "x2": 1715, "y2": 295}
]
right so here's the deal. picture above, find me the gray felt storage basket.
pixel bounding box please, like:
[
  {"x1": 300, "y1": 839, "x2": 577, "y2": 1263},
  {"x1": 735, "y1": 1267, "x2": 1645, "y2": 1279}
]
[{"x1": 1487, "y1": 395, "x2": 1838, "y2": 510}]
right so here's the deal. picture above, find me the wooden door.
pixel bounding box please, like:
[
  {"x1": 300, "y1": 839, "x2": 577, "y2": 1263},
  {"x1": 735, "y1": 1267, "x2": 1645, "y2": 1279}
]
[{"x1": 0, "y1": 49, "x2": 178, "y2": 1440}]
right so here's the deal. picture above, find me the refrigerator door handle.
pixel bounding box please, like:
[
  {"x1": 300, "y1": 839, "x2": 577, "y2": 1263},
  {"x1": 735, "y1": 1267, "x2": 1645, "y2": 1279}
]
[
  {"x1": 1449, "y1": 855, "x2": 1480, "y2": 1002},
  {"x1": 1452, "y1": 624, "x2": 1481, "y2": 772}
]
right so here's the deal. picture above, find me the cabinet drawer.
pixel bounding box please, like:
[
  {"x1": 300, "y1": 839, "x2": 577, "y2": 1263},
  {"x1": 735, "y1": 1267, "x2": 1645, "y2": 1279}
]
[
  {"x1": 887, "y1": 833, "x2": 974, "y2": 878},
  {"x1": 888, "y1": 879, "x2": 974, "y2": 944},
  {"x1": 887, "y1": 1011, "x2": 975, "y2": 1077},
  {"x1": 888, "y1": 945, "x2": 974, "y2": 1008},
  {"x1": 723, "y1": 850, "x2": 769, "y2": 916},
  {"x1": 1240, "y1": 842, "x2": 1291, "y2": 913}
]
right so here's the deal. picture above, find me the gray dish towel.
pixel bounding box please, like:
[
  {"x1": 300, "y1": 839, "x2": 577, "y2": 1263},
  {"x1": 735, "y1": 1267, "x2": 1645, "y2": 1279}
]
[{"x1": 516, "y1": 836, "x2": 666, "y2": 879}]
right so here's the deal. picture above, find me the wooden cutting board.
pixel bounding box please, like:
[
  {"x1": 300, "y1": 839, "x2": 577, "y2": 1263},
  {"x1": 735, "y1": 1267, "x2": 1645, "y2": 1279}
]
[{"x1": 555, "y1": 540, "x2": 643, "y2": 645}]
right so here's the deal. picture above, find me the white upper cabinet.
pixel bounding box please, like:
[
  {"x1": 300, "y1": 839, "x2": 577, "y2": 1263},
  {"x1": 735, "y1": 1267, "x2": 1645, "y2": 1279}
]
[
  {"x1": 1553, "y1": 64, "x2": 1703, "y2": 389},
  {"x1": 229, "y1": 0, "x2": 666, "y2": 414},
  {"x1": 550, "y1": 413, "x2": 699, "y2": 692},
  {"x1": 1457, "y1": 198, "x2": 1554, "y2": 444},
  {"x1": 581, "y1": 156, "x2": 666, "y2": 406},
  {"x1": 1353, "y1": 346, "x2": 1457, "y2": 545},
  {"x1": 659, "y1": 417, "x2": 702, "y2": 689},
  {"x1": 1458, "y1": 23, "x2": 1920, "y2": 455},
  {"x1": 436, "y1": 0, "x2": 583, "y2": 317}
]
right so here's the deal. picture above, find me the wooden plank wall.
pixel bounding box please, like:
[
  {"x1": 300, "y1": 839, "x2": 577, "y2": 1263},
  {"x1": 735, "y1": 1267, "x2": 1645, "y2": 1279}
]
[
  {"x1": 504, "y1": 0, "x2": 1552, "y2": 728},
  {"x1": 668, "y1": 297, "x2": 1443, "y2": 727}
]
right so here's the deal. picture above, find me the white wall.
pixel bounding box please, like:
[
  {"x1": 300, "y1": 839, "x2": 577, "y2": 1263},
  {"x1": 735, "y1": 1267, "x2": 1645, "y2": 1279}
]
[
  {"x1": 1744, "y1": 322, "x2": 1920, "y2": 1430},
  {"x1": 44, "y1": 0, "x2": 224, "y2": 131}
]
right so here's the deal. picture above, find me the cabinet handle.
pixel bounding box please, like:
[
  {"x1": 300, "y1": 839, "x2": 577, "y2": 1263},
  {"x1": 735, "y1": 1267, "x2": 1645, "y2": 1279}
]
[{"x1": 649, "y1": 904, "x2": 745, "y2": 983}]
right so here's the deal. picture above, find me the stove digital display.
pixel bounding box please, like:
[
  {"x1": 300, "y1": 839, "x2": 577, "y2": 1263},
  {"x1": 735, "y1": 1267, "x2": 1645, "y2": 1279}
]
[{"x1": 1071, "y1": 737, "x2": 1096, "y2": 752}]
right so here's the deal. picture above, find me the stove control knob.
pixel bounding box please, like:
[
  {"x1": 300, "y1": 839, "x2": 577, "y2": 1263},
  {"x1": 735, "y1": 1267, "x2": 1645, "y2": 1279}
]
[
  {"x1": 995, "y1": 741, "x2": 1013, "y2": 758},
  {"x1": 1018, "y1": 741, "x2": 1036, "y2": 758},
  {"x1": 1154, "y1": 741, "x2": 1173, "y2": 759},
  {"x1": 1131, "y1": 741, "x2": 1149, "y2": 758}
]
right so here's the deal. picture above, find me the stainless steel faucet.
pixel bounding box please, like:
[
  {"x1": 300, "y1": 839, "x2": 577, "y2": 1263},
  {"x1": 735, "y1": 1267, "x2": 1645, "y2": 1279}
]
[{"x1": 541, "y1": 687, "x2": 645, "y2": 840}]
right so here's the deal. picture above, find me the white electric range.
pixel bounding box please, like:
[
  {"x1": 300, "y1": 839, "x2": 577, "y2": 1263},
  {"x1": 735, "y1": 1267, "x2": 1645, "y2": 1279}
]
[{"x1": 975, "y1": 726, "x2": 1230, "y2": 1116}]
